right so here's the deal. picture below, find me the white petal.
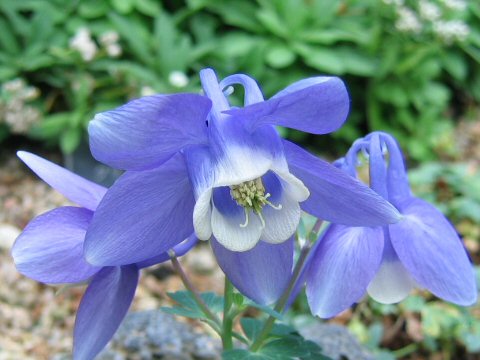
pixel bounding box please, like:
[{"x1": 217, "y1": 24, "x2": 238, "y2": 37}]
[
  {"x1": 274, "y1": 170, "x2": 309, "y2": 202},
  {"x1": 193, "y1": 189, "x2": 213, "y2": 240},
  {"x1": 211, "y1": 205, "x2": 263, "y2": 251},
  {"x1": 367, "y1": 259, "x2": 415, "y2": 304},
  {"x1": 261, "y1": 190, "x2": 301, "y2": 244},
  {"x1": 214, "y1": 144, "x2": 273, "y2": 187}
]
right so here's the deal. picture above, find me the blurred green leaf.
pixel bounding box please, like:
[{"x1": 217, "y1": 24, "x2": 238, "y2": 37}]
[
  {"x1": 442, "y1": 52, "x2": 467, "y2": 81},
  {"x1": 109, "y1": 13, "x2": 153, "y2": 66},
  {"x1": 265, "y1": 43, "x2": 296, "y2": 68},
  {"x1": 111, "y1": 0, "x2": 134, "y2": 14},
  {"x1": 294, "y1": 44, "x2": 345, "y2": 74},
  {"x1": 60, "y1": 127, "x2": 82, "y2": 154}
]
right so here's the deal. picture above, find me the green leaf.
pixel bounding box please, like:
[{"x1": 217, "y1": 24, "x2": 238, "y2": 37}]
[
  {"x1": 375, "y1": 81, "x2": 409, "y2": 107},
  {"x1": 111, "y1": 0, "x2": 134, "y2": 14},
  {"x1": 34, "y1": 112, "x2": 71, "y2": 138},
  {"x1": 402, "y1": 295, "x2": 426, "y2": 312},
  {"x1": 233, "y1": 292, "x2": 245, "y2": 307},
  {"x1": 261, "y1": 337, "x2": 309, "y2": 358},
  {"x1": 220, "y1": 32, "x2": 258, "y2": 58},
  {"x1": 109, "y1": 13, "x2": 153, "y2": 66},
  {"x1": 270, "y1": 323, "x2": 297, "y2": 337},
  {"x1": 153, "y1": 10, "x2": 192, "y2": 73},
  {"x1": 135, "y1": 0, "x2": 161, "y2": 16},
  {"x1": 222, "y1": 349, "x2": 271, "y2": 360},
  {"x1": 78, "y1": 0, "x2": 109, "y2": 18},
  {"x1": 256, "y1": 7, "x2": 288, "y2": 38},
  {"x1": 0, "y1": 18, "x2": 19, "y2": 54},
  {"x1": 441, "y1": 52, "x2": 467, "y2": 81},
  {"x1": 208, "y1": 1, "x2": 263, "y2": 32},
  {"x1": 244, "y1": 300, "x2": 283, "y2": 320},
  {"x1": 294, "y1": 44, "x2": 344, "y2": 74},
  {"x1": 366, "y1": 322, "x2": 384, "y2": 348},
  {"x1": 337, "y1": 48, "x2": 376, "y2": 76},
  {"x1": 162, "y1": 291, "x2": 224, "y2": 320},
  {"x1": 241, "y1": 318, "x2": 264, "y2": 341},
  {"x1": 420, "y1": 82, "x2": 450, "y2": 107},
  {"x1": 60, "y1": 127, "x2": 82, "y2": 154},
  {"x1": 265, "y1": 44, "x2": 296, "y2": 69},
  {"x1": 0, "y1": 66, "x2": 18, "y2": 81}
]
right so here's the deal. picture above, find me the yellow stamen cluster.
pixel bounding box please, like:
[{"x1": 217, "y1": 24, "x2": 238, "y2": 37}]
[
  {"x1": 230, "y1": 178, "x2": 282, "y2": 228},
  {"x1": 230, "y1": 178, "x2": 269, "y2": 214}
]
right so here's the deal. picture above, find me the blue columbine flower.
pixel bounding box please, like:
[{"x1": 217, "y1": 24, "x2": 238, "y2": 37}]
[
  {"x1": 305, "y1": 132, "x2": 478, "y2": 318},
  {"x1": 12, "y1": 152, "x2": 197, "y2": 360},
  {"x1": 84, "y1": 69, "x2": 401, "y2": 304}
]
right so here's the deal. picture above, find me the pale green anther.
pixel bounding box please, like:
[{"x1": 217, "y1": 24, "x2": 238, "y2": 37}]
[{"x1": 230, "y1": 177, "x2": 282, "y2": 228}]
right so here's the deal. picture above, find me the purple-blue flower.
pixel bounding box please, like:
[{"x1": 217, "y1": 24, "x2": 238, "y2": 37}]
[
  {"x1": 12, "y1": 152, "x2": 197, "y2": 360},
  {"x1": 84, "y1": 69, "x2": 401, "y2": 304},
  {"x1": 306, "y1": 132, "x2": 478, "y2": 318}
]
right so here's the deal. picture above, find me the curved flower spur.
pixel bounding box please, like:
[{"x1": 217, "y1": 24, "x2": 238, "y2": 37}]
[
  {"x1": 85, "y1": 68, "x2": 401, "y2": 268},
  {"x1": 12, "y1": 152, "x2": 198, "y2": 360},
  {"x1": 305, "y1": 132, "x2": 478, "y2": 318}
]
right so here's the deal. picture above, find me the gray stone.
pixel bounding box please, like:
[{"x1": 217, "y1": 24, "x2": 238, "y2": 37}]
[
  {"x1": 98, "y1": 311, "x2": 221, "y2": 360},
  {"x1": 299, "y1": 323, "x2": 374, "y2": 360}
]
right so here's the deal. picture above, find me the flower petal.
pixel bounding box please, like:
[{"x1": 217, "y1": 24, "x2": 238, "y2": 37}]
[
  {"x1": 306, "y1": 225, "x2": 384, "y2": 318},
  {"x1": 17, "y1": 151, "x2": 106, "y2": 211},
  {"x1": 136, "y1": 234, "x2": 198, "y2": 269},
  {"x1": 12, "y1": 207, "x2": 99, "y2": 284},
  {"x1": 367, "y1": 229, "x2": 415, "y2": 304},
  {"x1": 226, "y1": 77, "x2": 349, "y2": 135},
  {"x1": 88, "y1": 94, "x2": 211, "y2": 171},
  {"x1": 211, "y1": 205, "x2": 262, "y2": 251},
  {"x1": 84, "y1": 153, "x2": 195, "y2": 266},
  {"x1": 283, "y1": 140, "x2": 401, "y2": 226},
  {"x1": 207, "y1": 120, "x2": 282, "y2": 187},
  {"x1": 211, "y1": 237, "x2": 294, "y2": 305},
  {"x1": 261, "y1": 172, "x2": 301, "y2": 244},
  {"x1": 193, "y1": 189, "x2": 213, "y2": 241},
  {"x1": 73, "y1": 265, "x2": 138, "y2": 360},
  {"x1": 389, "y1": 198, "x2": 477, "y2": 305}
]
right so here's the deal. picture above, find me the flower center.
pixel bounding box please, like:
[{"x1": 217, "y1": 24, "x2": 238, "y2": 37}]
[{"x1": 230, "y1": 178, "x2": 282, "y2": 228}]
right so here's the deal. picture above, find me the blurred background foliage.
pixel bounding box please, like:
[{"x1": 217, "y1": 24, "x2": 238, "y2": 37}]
[{"x1": 1, "y1": 0, "x2": 479, "y2": 358}]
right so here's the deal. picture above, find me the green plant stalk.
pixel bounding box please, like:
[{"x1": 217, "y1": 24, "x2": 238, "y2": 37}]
[
  {"x1": 249, "y1": 241, "x2": 312, "y2": 351},
  {"x1": 169, "y1": 251, "x2": 222, "y2": 326},
  {"x1": 222, "y1": 278, "x2": 235, "y2": 350}
]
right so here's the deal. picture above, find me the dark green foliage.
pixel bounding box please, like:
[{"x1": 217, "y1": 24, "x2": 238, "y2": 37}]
[{"x1": 0, "y1": 0, "x2": 478, "y2": 160}]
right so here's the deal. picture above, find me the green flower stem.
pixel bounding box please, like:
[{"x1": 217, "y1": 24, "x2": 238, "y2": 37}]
[
  {"x1": 222, "y1": 277, "x2": 235, "y2": 350},
  {"x1": 249, "y1": 241, "x2": 312, "y2": 351},
  {"x1": 169, "y1": 251, "x2": 222, "y2": 326}
]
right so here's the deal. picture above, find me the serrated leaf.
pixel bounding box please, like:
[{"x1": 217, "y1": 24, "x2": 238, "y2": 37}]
[
  {"x1": 270, "y1": 323, "x2": 297, "y2": 337},
  {"x1": 162, "y1": 291, "x2": 224, "y2": 320},
  {"x1": 261, "y1": 337, "x2": 309, "y2": 358},
  {"x1": 222, "y1": 349, "x2": 271, "y2": 360},
  {"x1": 241, "y1": 318, "x2": 264, "y2": 341},
  {"x1": 161, "y1": 305, "x2": 204, "y2": 319}
]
